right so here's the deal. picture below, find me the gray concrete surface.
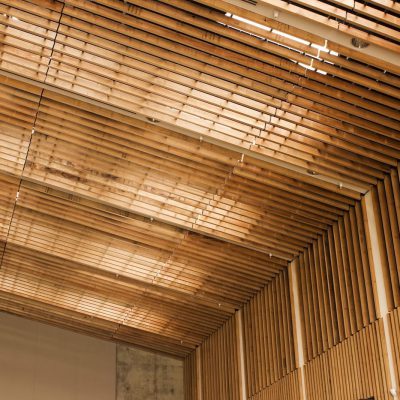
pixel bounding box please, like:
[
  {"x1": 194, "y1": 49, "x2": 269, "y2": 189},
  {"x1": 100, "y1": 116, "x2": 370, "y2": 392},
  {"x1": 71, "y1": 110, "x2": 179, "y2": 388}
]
[
  {"x1": 0, "y1": 312, "x2": 116, "y2": 400},
  {"x1": 117, "y1": 345, "x2": 184, "y2": 400}
]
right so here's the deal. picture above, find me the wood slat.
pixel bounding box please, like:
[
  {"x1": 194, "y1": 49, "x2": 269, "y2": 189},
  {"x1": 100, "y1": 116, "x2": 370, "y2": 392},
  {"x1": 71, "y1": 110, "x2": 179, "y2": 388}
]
[
  {"x1": 243, "y1": 269, "x2": 296, "y2": 395},
  {"x1": 297, "y1": 202, "x2": 376, "y2": 361}
]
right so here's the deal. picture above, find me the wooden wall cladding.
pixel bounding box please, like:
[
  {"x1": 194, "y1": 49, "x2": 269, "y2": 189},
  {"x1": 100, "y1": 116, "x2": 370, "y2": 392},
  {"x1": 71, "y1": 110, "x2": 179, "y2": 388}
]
[
  {"x1": 242, "y1": 269, "x2": 295, "y2": 396},
  {"x1": 200, "y1": 316, "x2": 241, "y2": 400},
  {"x1": 184, "y1": 351, "x2": 198, "y2": 400},
  {"x1": 297, "y1": 202, "x2": 377, "y2": 362},
  {"x1": 304, "y1": 318, "x2": 390, "y2": 400},
  {"x1": 248, "y1": 369, "x2": 301, "y2": 400},
  {"x1": 388, "y1": 306, "x2": 400, "y2": 389},
  {"x1": 369, "y1": 166, "x2": 400, "y2": 311}
]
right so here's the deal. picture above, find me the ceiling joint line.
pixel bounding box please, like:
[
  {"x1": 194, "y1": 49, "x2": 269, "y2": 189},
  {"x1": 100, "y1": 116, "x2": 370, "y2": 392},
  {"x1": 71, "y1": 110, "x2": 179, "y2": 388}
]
[{"x1": 0, "y1": 2, "x2": 66, "y2": 271}]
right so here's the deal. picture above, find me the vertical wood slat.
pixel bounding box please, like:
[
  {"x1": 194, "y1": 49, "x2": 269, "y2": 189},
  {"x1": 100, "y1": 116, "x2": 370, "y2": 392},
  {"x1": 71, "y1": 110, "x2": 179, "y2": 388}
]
[
  {"x1": 388, "y1": 306, "x2": 400, "y2": 391},
  {"x1": 304, "y1": 317, "x2": 390, "y2": 400},
  {"x1": 242, "y1": 269, "x2": 296, "y2": 397},
  {"x1": 248, "y1": 369, "x2": 301, "y2": 400},
  {"x1": 297, "y1": 205, "x2": 376, "y2": 362},
  {"x1": 184, "y1": 351, "x2": 198, "y2": 400},
  {"x1": 371, "y1": 170, "x2": 400, "y2": 311},
  {"x1": 200, "y1": 316, "x2": 241, "y2": 400}
]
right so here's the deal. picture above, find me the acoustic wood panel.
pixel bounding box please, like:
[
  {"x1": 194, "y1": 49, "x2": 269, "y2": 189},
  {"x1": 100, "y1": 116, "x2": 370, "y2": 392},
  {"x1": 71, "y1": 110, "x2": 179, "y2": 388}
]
[
  {"x1": 304, "y1": 317, "x2": 390, "y2": 400},
  {"x1": 243, "y1": 269, "x2": 296, "y2": 396},
  {"x1": 200, "y1": 316, "x2": 241, "y2": 400},
  {"x1": 297, "y1": 202, "x2": 377, "y2": 362},
  {"x1": 184, "y1": 351, "x2": 199, "y2": 400},
  {"x1": 1, "y1": 0, "x2": 399, "y2": 193},
  {"x1": 388, "y1": 306, "x2": 400, "y2": 389},
  {"x1": 369, "y1": 166, "x2": 400, "y2": 311},
  {"x1": 0, "y1": 0, "x2": 399, "y2": 359},
  {"x1": 248, "y1": 369, "x2": 301, "y2": 400}
]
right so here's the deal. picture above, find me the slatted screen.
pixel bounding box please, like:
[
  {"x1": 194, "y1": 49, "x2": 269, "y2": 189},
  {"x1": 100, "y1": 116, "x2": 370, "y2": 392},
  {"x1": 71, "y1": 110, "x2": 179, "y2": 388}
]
[
  {"x1": 184, "y1": 351, "x2": 198, "y2": 400},
  {"x1": 388, "y1": 306, "x2": 400, "y2": 389},
  {"x1": 242, "y1": 269, "x2": 296, "y2": 396},
  {"x1": 248, "y1": 369, "x2": 301, "y2": 400},
  {"x1": 304, "y1": 317, "x2": 390, "y2": 400},
  {"x1": 370, "y1": 166, "x2": 400, "y2": 311},
  {"x1": 297, "y1": 202, "x2": 377, "y2": 362},
  {"x1": 201, "y1": 316, "x2": 241, "y2": 400}
]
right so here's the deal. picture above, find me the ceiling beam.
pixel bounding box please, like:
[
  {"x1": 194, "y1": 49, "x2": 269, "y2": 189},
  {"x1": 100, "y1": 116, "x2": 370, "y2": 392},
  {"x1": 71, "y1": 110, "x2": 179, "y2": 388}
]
[
  {"x1": 222, "y1": 0, "x2": 400, "y2": 68},
  {"x1": 0, "y1": 68, "x2": 366, "y2": 196}
]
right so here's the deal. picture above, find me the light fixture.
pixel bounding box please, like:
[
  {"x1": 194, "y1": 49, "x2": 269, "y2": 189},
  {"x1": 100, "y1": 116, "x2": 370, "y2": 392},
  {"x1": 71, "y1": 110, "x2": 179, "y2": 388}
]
[
  {"x1": 351, "y1": 37, "x2": 369, "y2": 48},
  {"x1": 146, "y1": 117, "x2": 160, "y2": 123}
]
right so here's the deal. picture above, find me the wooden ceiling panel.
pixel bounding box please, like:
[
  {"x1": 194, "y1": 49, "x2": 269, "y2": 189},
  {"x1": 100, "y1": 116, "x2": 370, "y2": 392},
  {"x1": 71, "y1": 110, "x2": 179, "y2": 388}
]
[{"x1": 0, "y1": 0, "x2": 399, "y2": 356}]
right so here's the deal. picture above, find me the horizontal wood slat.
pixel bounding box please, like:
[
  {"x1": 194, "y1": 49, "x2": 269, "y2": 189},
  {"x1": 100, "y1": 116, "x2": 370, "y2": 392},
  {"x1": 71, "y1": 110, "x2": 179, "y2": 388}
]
[{"x1": 0, "y1": 0, "x2": 399, "y2": 362}]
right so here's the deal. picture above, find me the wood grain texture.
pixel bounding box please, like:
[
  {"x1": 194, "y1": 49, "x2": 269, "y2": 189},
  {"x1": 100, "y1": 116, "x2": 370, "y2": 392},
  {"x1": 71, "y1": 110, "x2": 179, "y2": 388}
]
[
  {"x1": 388, "y1": 306, "x2": 400, "y2": 390},
  {"x1": 243, "y1": 269, "x2": 296, "y2": 396},
  {"x1": 200, "y1": 316, "x2": 241, "y2": 400},
  {"x1": 304, "y1": 317, "x2": 390, "y2": 400},
  {"x1": 369, "y1": 167, "x2": 400, "y2": 311},
  {"x1": 248, "y1": 369, "x2": 301, "y2": 400},
  {"x1": 0, "y1": 0, "x2": 399, "y2": 360},
  {"x1": 184, "y1": 351, "x2": 199, "y2": 400},
  {"x1": 297, "y1": 202, "x2": 377, "y2": 361}
]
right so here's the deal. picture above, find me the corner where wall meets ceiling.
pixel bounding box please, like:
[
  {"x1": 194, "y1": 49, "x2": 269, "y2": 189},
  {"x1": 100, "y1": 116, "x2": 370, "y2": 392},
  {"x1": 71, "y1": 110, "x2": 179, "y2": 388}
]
[{"x1": 0, "y1": 0, "x2": 399, "y2": 357}]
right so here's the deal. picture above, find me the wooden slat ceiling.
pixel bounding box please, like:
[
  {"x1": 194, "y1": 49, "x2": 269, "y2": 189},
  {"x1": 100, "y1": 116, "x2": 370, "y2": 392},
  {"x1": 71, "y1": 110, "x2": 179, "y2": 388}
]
[{"x1": 0, "y1": 0, "x2": 399, "y2": 357}]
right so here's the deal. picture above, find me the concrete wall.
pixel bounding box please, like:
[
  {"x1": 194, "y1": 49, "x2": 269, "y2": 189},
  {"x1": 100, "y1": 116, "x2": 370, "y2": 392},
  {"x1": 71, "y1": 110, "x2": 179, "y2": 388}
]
[
  {"x1": 117, "y1": 345, "x2": 184, "y2": 400},
  {"x1": 0, "y1": 312, "x2": 184, "y2": 400},
  {"x1": 0, "y1": 312, "x2": 116, "y2": 400}
]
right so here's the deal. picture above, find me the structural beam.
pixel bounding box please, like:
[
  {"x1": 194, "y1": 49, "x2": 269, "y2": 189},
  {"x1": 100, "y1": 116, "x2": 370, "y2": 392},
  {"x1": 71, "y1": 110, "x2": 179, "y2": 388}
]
[
  {"x1": 223, "y1": 0, "x2": 400, "y2": 68},
  {"x1": 0, "y1": 68, "x2": 366, "y2": 196}
]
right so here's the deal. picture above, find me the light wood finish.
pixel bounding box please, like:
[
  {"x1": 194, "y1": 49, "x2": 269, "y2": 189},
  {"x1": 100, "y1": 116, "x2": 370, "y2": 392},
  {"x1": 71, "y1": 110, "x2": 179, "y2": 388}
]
[
  {"x1": 368, "y1": 166, "x2": 400, "y2": 312},
  {"x1": 297, "y1": 201, "x2": 377, "y2": 362},
  {"x1": 388, "y1": 306, "x2": 400, "y2": 390},
  {"x1": 248, "y1": 370, "x2": 301, "y2": 400},
  {"x1": 184, "y1": 351, "x2": 199, "y2": 400},
  {"x1": 256, "y1": 0, "x2": 400, "y2": 53},
  {"x1": 0, "y1": 0, "x2": 399, "y2": 360},
  {"x1": 200, "y1": 316, "x2": 241, "y2": 400},
  {"x1": 304, "y1": 317, "x2": 390, "y2": 400},
  {"x1": 243, "y1": 269, "x2": 296, "y2": 396}
]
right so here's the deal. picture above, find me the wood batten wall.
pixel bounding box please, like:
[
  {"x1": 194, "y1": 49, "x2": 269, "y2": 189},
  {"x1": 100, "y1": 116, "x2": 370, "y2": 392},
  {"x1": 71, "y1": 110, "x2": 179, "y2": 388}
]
[
  {"x1": 184, "y1": 167, "x2": 400, "y2": 400},
  {"x1": 370, "y1": 166, "x2": 400, "y2": 311},
  {"x1": 184, "y1": 351, "x2": 199, "y2": 400},
  {"x1": 389, "y1": 306, "x2": 400, "y2": 389},
  {"x1": 297, "y1": 203, "x2": 376, "y2": 362},
  {"x1": 249, "y1": 370, "x2": 301, "y2": 400},
  {"x1": 200, "y1": 316, "x2": 241, "y2": 400},
  {"x1": 303, "y1": 318, "x2": 390, "y2": 400},
  {"x1": 243, "y1": 269, "x2": 295, "y2": 395}
]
